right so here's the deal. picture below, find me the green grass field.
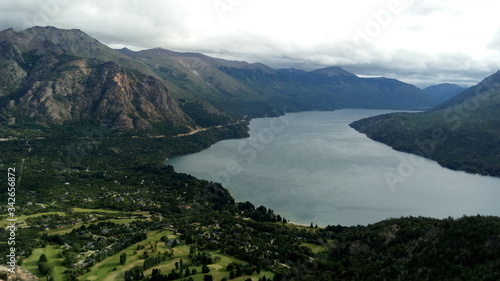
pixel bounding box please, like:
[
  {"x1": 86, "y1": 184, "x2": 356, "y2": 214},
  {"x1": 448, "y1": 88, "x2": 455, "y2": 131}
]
[
  {"x1": 1, "y1": 212, "x2": 66, "y2": 228},
  {"x1": 78, "y1": 229, "x2": 273, "y2": 281},
  {"x1": 1, "y1": 208, "x2": 149, "y2": 229},
  {"x1": 301, "y1": 242, "x2": 327, "y2": 253},
  {"x1": 23, "y1": 245, "x2": 67, "y2": 281},
  {"x1": 18, "y1": 209, "x2": 276, "y2": 281},
  {"x1": 79, "y1": 230, "x2": 171, "y2": 281},
  {"x1": 70, "y1": 208, "x2": 150, "y2": 217}
]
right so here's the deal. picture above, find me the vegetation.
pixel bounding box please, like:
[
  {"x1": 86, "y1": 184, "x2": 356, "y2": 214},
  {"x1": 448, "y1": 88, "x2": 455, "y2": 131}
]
[
  {"x1": 1, "y1": 125, "x2": 500, "y2": 280},
  {"x1": 1, "y1": 26, "x2": 500, "y2": 281}
]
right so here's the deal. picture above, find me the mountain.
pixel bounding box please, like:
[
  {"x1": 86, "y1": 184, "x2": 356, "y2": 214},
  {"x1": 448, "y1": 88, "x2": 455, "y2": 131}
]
[
  {"x1": 350, "y1": 70, "x2": 500, "y2": 176},
  {"x1": 9, "y1": 26, "x2": 159, "y2": 78},
  {"x1": 122, "y1": 48, "x2": 435, "y2": 113},
  {"x1": 288, "y1": 68, "x2": 434, "y2": 109},
  {"x1": 0, "y1": 27, "x2": 192, "y2": 136},
  {"x1": 423, "y1": 83, "x2": 466, "y2": 104},
  {"x1": 0, "y1": 26, "x2": 436, "y2": 137},
  {"x1": 122, "y1": 48, "x2": 295, "y2": 120}
]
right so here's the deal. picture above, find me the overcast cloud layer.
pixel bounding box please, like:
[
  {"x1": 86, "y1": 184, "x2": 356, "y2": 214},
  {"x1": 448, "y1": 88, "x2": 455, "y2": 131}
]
[{"x1": 1, "y1": 0, "x2": 499, "y2": 87}]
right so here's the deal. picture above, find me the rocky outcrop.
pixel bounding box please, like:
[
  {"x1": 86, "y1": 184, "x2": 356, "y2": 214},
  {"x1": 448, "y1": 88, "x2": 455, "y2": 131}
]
[
  {"x1": 0, "y1": 266, "x2": 39, "y2": 281},
  {"x1": 0, "y1": 29, "x2": 192, "y2": 133}
]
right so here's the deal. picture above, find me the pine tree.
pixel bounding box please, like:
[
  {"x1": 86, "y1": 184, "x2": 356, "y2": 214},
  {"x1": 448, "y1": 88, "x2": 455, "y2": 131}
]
[
  {"x1": 39, "y1": 254, "x2": 48, "y2": 263},
  {"x1": 120, "y1": 253, "x2": 127, "y2": 265}
]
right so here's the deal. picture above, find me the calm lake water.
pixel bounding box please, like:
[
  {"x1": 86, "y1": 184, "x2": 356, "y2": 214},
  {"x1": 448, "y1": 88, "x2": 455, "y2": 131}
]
[{"x1": 168, "y1": 109, "x2": 500, "y2": 226}]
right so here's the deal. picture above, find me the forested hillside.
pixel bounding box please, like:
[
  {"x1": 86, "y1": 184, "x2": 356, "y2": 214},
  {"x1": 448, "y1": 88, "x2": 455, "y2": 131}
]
[{"x1": 351, "y1": 70, "x2": 500, "y2": 176}]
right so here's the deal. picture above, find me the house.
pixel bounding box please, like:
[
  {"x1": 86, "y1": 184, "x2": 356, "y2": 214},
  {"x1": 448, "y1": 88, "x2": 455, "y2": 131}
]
[{"x1": 166, "y1": 239, "x2": 183, "y2": 247}]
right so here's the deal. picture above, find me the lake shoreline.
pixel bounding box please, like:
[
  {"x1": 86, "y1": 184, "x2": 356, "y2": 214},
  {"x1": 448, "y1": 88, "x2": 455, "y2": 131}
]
[{"x1": 169, "y1": 109, "x2": 500, "y2": 226}]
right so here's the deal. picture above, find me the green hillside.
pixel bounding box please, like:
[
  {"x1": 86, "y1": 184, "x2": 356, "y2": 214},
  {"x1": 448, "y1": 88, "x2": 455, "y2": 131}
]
[{"x1": 350, "y1": 70, "x2": 500, "y2": 176}]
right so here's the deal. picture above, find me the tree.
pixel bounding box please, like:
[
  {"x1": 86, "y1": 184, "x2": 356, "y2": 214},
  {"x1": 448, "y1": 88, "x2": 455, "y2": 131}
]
[
  {"x1": 124, "y1": 270, "x2": 131, "y2": 281},
  {"x1": 189, "y1": 246, "x2": 197, "y2": 257},
  {"x1": 203, "y1": 274, "x2": 213, "y2": 281},
  {"x1": 152, "y1": 268, "x2": 161, "y2": 276},
  {"x1": 120, "y1": 253, "x2": 127, "y2": 265},
  {"x1": 38, "y1": 262, "x2": 51, "y2": 276},
  {"x1": 202, "y1": 264, "x2": 210, "y2": 273},
  {"x1": 175, "y1": 261, "x2": 179, "y2": 270},
  {"x1": 185, "y1": 268, "x2": 191, "y2": 277},
  {"x1": 62, "y1": 251, "x2": 78, "y2": 267},
  {"x1": 236, "y1": 267, "x2": 243, "y2": 277},
  {"x1": 39, "y1": 254, "x2": 48, "y2": 263}
]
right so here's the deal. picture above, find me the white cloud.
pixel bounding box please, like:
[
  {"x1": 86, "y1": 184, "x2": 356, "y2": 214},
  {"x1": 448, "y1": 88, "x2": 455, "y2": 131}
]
[{"x1": 0, "y1": 0, "x2": 499, "y2": 87}]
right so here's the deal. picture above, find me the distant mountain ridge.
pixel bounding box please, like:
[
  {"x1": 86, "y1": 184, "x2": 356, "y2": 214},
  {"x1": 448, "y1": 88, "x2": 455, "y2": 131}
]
[
  {"x1": 123, "y1": 47, "x2": 435, "y2": 113},
  {"x1": 423, "y1": 83, "x2": 466, "y2": 104},
  {"x1": 1, "y1": 26, "x2": 439, "y2": 137}
]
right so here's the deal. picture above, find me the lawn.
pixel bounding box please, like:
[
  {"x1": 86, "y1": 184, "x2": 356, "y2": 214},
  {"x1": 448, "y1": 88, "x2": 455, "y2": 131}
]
[
  {"x1": 1, "y1": 207, "x2": 149, "y2": 229},
  {"x1": 301, "y1": 242, "x2": 327, "y2": 253},
  {"x1": 79, "y1": 229, "x2": 273, "y2": 281},
  {"x1": 142, "y1": 244, "x2": 274, "y2": 281},
  {"x1": 79, "y1": 230, "x2": 171, "y2": 281},
  {"x1": 23, "y1": 228, "x2": 274, "y2": 281},
  {"x1": 71, "y1": 208, "x2": 150, "y2": 217},
  {"x1": 22, "y1": 245, "x2": 67, "y2": 281},
  {"x1": 0, "y1": 211, "x2": 66, "y2": 228}
]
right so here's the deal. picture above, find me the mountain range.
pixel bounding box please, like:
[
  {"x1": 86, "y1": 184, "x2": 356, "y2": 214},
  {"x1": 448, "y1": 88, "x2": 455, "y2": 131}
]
[
  {"x1": 2, "y1": 26, "x2": 496, "y2": 176},
  {"x1": 0, "y1": 26, "x2": 447, "y2": 137}
]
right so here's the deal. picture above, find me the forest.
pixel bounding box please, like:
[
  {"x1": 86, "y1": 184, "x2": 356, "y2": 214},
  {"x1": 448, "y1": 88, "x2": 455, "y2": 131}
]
[{"x1": 0, "y1": 120, "x2": 499, "y2": 281}]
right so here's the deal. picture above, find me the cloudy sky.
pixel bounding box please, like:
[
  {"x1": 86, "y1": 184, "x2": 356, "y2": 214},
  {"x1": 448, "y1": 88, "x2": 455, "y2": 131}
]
[{"x1": 1, "y1": 0, "x2": 499, "y2": 87}]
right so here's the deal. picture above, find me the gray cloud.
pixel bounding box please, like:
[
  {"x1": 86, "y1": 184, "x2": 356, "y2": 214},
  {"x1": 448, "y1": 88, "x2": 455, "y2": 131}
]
[{"x1": 0, "y1": 0, "x2": 498, "y2": 88}]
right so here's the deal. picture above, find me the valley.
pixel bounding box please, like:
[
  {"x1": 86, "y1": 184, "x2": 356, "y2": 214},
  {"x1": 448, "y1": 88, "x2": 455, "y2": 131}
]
[{"x1": 0, "y1": 26, "x2": 499, "y2": 281}]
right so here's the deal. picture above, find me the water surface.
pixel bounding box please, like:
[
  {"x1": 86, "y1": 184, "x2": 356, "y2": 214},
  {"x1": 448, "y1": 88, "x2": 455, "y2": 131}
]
[{"x1": 168, "y1": 109, "x2": 500, "y2": 226}]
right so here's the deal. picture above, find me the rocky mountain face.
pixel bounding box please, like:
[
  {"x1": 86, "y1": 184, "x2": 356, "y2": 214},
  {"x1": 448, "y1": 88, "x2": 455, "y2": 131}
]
[
  {"x1": 350, "y1": 70, "x2": 500, "y2": 176},
  {"x1": 0, "y1": 27, "x2": 192, "y2": 136},
  {"x1": 124, "y1": 48, "x2": 296, "y2": 118}
]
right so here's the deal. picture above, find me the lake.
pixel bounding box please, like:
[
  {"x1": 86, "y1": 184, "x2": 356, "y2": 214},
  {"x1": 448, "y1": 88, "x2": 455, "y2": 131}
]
[{"x1": 168, "y1": 109, "x2": 500, "y2": 226}]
